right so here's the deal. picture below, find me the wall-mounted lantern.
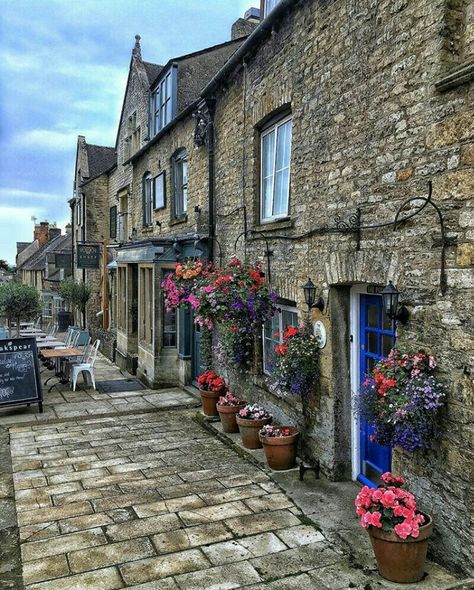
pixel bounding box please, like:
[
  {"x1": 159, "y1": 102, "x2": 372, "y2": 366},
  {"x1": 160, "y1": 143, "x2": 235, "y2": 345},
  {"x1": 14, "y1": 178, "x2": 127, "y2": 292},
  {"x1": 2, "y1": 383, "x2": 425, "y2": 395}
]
[
  {"x1": 302, "y1": 278, "x2": 324, "y2": 315},
  {"x1": 381, "y1": 281, "x2": 409, "y2": 324}
]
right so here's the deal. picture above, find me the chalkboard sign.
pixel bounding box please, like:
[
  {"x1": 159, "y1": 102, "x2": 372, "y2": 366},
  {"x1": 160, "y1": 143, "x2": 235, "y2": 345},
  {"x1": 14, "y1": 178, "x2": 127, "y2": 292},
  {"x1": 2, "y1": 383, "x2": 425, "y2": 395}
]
[{"x1": 0, "y1": 338, "x2": 43, "y2": 412}]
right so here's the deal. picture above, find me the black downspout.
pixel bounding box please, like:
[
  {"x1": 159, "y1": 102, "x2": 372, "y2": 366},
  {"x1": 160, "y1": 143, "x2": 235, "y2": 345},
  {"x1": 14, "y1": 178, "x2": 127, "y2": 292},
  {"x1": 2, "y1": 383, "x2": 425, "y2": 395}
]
[{"x1": 206, "y1": 98, "x2": 216, "y2": 263}]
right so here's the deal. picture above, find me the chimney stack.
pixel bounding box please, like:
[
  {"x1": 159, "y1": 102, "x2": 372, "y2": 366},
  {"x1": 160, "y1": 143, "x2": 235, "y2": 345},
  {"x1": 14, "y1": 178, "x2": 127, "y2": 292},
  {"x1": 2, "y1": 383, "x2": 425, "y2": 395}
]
[
  {"x1": 65, "y1": 224, "x2": 72, "y2": 235},
  {"x1": 34, "y1": 221, "x2": 49, "y2": 247},
  {"x1": 231, "y1": 7, "x2": 260, "y2": 40},
  {"x1": 49, "y1": 227, "x2": 62, "y2": 241}
]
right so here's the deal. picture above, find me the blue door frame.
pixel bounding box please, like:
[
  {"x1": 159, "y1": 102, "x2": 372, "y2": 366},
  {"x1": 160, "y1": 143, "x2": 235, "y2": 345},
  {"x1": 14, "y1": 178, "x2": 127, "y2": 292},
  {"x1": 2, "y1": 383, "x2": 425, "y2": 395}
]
[{"x1": 358, "y1": 294, "x2": 396, "y2": 488}]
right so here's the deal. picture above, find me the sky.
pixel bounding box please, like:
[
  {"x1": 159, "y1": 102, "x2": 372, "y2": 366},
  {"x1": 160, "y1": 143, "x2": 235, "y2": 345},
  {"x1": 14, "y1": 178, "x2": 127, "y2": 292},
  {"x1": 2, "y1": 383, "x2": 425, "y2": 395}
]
[{"x1": 0, "y1": 0, "x2": 257, "y2": 265}]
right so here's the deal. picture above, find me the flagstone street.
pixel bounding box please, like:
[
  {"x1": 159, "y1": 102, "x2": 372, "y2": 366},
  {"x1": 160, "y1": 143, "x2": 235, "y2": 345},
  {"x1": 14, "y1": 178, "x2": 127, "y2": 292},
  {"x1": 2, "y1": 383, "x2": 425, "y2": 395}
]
[{"x1": 0, "y1": 354, "x2": 472, "y2": 590}]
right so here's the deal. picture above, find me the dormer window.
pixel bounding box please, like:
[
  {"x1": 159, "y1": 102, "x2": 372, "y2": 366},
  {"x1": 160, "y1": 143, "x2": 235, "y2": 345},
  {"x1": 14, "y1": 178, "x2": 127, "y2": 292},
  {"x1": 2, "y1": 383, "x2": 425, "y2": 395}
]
[
  {"x1": 263, "y1": 0, "x2": 281, "y2": 17},
  {"x1": 151, "y1": 66, "x2": 177, "y2": 135}
]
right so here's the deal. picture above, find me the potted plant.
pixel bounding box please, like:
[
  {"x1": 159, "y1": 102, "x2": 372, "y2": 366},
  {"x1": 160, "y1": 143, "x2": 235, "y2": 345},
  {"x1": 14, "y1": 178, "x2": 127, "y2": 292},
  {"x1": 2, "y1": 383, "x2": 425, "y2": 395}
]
[
  {"x1": 197, "y1": 370, "x2": 228, "y2": 416},
  {"x1": 355, "y1": 472, "x2": 433, "y2": 583},
  {"x1": 0, "y1": 282, "x2": 41, "y2": 337},
  {"x1": 57, "y1": 277, "x2": 75, "y2": 331},
  {"x1": 217, "y1": 392, "x2": 247, "y2": 433},
  {"x1": 259, "y1": 425, "x2": 300, "y2": 470},
  {"x1": 357, "y1": 349, "x2": 445, "y2": 452},
  {"x1": 236, "y1": 404, "x2": 272, "y2": 449}
]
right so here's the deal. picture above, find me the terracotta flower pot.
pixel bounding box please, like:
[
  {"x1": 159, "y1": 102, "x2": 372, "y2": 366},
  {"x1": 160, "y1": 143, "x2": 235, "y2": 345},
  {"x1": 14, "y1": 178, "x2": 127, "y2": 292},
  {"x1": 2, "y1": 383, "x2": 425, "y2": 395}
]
[
  {"x1": 260, "y1": 427, "x2": 299, "y2": 470},
  {"x1": 236, "y1": 415, "x2": 272, "y2": 449},
  {"x1": 368, "y1": 513, "x2": 433, "y2": 583},
  {"x1": 200, "y1": 389, "x2": 221, "y2": 416},
  {"x1": 217, "y1": 404, "x2": 246, "y2": 433}
]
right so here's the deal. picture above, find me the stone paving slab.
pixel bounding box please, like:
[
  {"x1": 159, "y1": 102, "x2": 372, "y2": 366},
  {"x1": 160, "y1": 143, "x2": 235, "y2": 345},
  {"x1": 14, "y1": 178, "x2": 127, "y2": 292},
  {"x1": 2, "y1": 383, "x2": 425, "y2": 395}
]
[{"x1": 1, "y1": 350, "x2": 472, "y2": 589}]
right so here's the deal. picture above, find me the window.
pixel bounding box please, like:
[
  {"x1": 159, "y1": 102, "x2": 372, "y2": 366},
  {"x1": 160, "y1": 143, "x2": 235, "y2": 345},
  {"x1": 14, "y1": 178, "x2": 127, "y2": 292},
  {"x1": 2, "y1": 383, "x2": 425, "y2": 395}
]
[
  {"x1": 154, "y1": 172, "x2": 166, "y2": 210},
  {"x1": 172, "y1": 149, "x2": 188, "y2": 218},
  {"x1": 263, "y1": 0, "x2": 281, "y2": 17},
  {"x1": 117, "y1": 266, "x2": 127, "y2": 331},
  {"x1": 139, "y1": 266, "x2": 153, "y2": 345},
  {"x1": 142, "y1": 172, "x2": 153, "y2": 226},
  {"x1": 162, "y1": 270, "x2": 177, "y2": 348},
  {"x1": 263, "y1": 304, "x2": 298, "y2": 374},
  {"x1": 152, "y1": 67, "x2": 176, "y2": 135},
  {"x1": 109, "y1": 206, "x2": 117, "y2": 239},
  {"x1": 261, "y1": 116, "x2": 292, "y2": 222}
]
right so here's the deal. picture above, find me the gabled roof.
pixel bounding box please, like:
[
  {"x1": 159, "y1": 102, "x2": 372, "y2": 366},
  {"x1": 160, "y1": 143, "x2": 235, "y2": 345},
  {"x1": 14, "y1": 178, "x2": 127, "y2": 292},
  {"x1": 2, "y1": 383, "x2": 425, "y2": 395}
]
[
  {"x1": 143, "y1": 61, "x2": 163, "y2": 86},
  {"x1": 20, "y1": 234, "x2": 71, "y2": 272},
  {"x1": 84, "y1": 144, "x2": 116, "y2": 183}
]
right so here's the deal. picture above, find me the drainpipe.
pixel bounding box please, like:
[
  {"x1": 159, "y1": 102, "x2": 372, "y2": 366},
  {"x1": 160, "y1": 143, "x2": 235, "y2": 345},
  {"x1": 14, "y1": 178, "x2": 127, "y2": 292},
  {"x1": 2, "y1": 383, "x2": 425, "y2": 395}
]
[{"x1": 206, "y1": 99, "x2": 216, "y2": 263}]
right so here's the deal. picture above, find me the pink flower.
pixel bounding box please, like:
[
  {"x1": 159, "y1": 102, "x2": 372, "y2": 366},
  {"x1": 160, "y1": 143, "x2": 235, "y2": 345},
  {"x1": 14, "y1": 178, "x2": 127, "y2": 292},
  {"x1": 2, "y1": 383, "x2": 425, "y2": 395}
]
[
  {"x1": 372, "y1": 489, "x2": 383, "y2": 502},
  {"x1": 380, "y1": 490, "x2": 397, "y2": 508},
  {"x1": 187, "y1": 293, "x2": 200, "y2": 309},
  {"x1": 394, "y1": 522, "x2": 412, "y2": 539}
]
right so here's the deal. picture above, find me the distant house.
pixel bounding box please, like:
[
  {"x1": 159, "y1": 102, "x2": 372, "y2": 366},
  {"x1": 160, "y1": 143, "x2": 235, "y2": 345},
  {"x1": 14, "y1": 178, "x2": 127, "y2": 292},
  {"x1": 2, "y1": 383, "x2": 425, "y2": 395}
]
[
  {"x1": 0, "y1": 270, "x2": 13, "y2": 285},
  {"x1": 16, "y1": 223, "x2": 72, "y2": 323}
]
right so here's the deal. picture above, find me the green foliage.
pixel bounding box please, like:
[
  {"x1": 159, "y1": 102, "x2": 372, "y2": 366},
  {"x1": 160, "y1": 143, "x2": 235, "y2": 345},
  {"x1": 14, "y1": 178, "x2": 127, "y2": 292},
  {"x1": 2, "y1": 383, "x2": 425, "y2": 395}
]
[
  {"x1": 58, "y1": 279, "x2": 91, "y2": 313},
  {"x1": 0, "y1": 282, "x2": 41, "y2": 333}
]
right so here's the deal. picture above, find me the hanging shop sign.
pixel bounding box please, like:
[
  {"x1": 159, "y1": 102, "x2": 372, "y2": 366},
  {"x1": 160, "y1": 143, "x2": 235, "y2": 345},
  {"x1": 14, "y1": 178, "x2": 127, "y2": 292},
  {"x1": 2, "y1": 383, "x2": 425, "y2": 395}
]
[
  {"x1": 55, "y1": 253, "x2": 71, "y2": 269},
  {"x1": 0, "y1": 338, "x2": 43, "y2": 412},
  {"x1": 77, "y1": 244, "x2": 100, "y2": 269}
]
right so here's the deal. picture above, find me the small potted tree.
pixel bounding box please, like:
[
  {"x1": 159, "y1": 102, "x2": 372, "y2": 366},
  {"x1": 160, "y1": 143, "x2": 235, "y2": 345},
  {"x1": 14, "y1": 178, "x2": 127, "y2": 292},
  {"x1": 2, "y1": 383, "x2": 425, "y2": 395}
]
[
  {"x1": 57, "y1": 277, "x2": 75, "y2": 331},
  {"x1": 259, "y1": 425, "x2": 300, "y2": 470},
  {"x1": 0, "y1": 282, "x2": 41, "y2": 337},
  {"x1": 216, "y1": 392, "x2": 247, "y2": 433},
  {"x1": 355, "y1": 472, "x2": 433, "y2": 583},
  {"x1": 236, "y1": 404, "x2": 272, "y2": 449}
]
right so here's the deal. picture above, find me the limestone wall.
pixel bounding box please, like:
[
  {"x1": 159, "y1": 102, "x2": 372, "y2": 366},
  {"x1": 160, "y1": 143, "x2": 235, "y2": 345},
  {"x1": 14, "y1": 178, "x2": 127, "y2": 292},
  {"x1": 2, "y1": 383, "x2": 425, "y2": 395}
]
[{"x1": 209, "y1": 0, "x2": 473, "y2": 574}]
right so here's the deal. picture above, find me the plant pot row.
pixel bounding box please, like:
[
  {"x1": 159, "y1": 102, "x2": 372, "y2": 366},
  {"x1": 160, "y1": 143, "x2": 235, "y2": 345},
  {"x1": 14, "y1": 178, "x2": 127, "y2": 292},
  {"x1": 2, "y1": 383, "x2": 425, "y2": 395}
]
[{"x1": 199, "y1": 389, "x2": 299, "y2": 471}]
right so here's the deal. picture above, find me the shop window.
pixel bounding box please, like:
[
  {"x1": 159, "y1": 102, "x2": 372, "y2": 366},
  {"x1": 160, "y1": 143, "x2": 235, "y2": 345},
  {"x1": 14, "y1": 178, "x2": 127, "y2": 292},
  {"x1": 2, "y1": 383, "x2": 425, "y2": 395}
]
[
  {"x1": 172, "y1": 149, "x2": 188, "y2": 218},
  {"x1": 162, "y1": 270, "x2": 177, "y2": 348},
  {"x1": 261, "y1": 115, "x2": 292, "y2": 222},
  {"x1": 117, "y1": 266, "x2": 127, "y2": 331},
  {"x1": 263, "y1": 303, "x2": 298, "y2": 374},
  {"x1": 139, "y1": 266, "x2": 153, "y2": 345}
]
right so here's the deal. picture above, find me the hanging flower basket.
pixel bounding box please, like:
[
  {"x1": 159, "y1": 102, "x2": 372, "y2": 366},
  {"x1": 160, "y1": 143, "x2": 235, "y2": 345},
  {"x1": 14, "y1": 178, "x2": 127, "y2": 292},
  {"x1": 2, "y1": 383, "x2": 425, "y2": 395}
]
[
  {"x1": 357, "y1": 349, "x2": 445, "y2": 452},
  {"x1": 216, "y1": 392, "x2": 247, "y2": 433},
  {"x1": 355, "y1": 472, "x2": 432, "y2": 583},
  {"x1": 259, "y1": 425, "x2": 300, "y2": 470},
  {"x1": 236, "y1": 404, "x2": 272, "y2": 449}
]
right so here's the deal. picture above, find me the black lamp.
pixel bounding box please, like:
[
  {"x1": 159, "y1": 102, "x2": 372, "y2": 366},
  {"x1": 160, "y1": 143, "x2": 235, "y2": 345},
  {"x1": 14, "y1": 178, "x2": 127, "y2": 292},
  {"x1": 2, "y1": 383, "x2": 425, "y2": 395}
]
[
  {"x1": 302, "y1": 278, "x2": 324, "y2": 313},
  {"x1": 381, "y1": 281, "x2": 409, "y2": 324}
]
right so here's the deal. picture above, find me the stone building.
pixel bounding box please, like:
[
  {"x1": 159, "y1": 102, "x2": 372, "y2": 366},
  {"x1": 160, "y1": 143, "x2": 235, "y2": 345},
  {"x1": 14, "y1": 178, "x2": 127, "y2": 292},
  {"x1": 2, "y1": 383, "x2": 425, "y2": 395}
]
[
  {"x1": 71, "y1": 136, "x2": 117, "y2": 330},
  {"x1": 192, "y1": 0, "x2": 473, "y2": 575}
]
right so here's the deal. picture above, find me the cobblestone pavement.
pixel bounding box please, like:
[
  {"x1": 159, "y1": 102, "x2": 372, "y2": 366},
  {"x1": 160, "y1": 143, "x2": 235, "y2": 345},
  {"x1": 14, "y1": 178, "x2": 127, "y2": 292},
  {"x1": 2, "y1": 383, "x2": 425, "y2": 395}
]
[{"x1": 1, "y1": 353, "x2": 472, "y2": 589}]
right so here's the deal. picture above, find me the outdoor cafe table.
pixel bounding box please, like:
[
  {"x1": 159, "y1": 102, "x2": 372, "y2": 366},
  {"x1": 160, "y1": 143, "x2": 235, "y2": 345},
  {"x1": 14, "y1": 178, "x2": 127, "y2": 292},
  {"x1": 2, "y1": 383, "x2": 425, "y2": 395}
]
[
  {"x1": 36, "y1": 339, "x2": 66, "y2": 349},
  {"x1": 42, "y1": 348, "x2": 82, "y2": 391}
]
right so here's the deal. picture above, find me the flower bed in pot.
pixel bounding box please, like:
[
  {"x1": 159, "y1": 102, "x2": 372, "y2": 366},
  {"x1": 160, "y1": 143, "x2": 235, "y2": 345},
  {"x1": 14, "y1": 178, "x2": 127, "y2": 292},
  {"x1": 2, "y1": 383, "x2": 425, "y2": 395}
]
[
  {"x1": 197, "y1": 370, "x2": 227, "y2": 417},
  {"x1": 236, "y1": 404, "x2": 272, "y2": 449},
  {"x1": 259, "y1": 425, "x2": 299, "y2": 470},
  {"x1": 355, "y1": 472, "x2": 433, "y2": 583},
  {"x1": 217, "y1": 392, "x2": 247, "y2": 433}
]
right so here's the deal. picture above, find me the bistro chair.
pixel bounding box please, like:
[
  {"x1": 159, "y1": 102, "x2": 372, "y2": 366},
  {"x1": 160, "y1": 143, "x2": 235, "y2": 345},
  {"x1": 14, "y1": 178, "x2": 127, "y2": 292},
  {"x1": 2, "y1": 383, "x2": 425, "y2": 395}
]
[{"x1": 70, "y1": 339, "x2": 100, "y2": 392}]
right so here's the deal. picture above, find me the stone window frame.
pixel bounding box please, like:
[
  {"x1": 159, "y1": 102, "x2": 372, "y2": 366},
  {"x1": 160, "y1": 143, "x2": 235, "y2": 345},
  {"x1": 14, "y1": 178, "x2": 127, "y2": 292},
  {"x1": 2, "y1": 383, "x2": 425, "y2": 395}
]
[
  {"x1": 262, "y1": 301, "x2": 298, "y2": 375},
  {"x1": 153, "y1": 171, "x2": 166, "y2": 210},
  {"x1": 171, "y1": 148, "x2": 188, "y2": 220},
  {"x1": 259, "y1": 113, "x2": 293, "y2": 224},
  {"x1": 142, "y1": 172, "x2": 153, "y2": 227}
]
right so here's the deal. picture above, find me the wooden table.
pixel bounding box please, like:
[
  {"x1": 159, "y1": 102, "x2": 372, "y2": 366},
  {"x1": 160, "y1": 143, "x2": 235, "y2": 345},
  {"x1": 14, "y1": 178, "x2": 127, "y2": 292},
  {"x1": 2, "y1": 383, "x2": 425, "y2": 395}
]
[
  {"x1": 42, "y1": 348, "x2": 83, "y2": 391},
  {"x1": 42, "y1": 348, "x2": 82, "y2": 359},
  {"x1": 36, "y1": 340, "x2": 66, "y2": 350}
]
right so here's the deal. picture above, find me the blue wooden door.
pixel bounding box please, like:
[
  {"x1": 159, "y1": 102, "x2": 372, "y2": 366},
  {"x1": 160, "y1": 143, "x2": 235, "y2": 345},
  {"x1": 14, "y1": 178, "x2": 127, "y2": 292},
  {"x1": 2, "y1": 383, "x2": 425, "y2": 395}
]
[{"x1": 358, "y1": 294, "x2": 396, "y2": 487}]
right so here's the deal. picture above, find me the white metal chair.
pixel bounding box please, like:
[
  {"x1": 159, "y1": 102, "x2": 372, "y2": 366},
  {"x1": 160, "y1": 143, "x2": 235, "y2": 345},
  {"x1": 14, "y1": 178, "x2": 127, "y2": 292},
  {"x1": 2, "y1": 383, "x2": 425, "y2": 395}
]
[
  {"x1": 48, "y1": 323, "x2": 58, "y2": 338},
  {"x1": 71, "y1": 339, "x2": 100, "y2": 391}
]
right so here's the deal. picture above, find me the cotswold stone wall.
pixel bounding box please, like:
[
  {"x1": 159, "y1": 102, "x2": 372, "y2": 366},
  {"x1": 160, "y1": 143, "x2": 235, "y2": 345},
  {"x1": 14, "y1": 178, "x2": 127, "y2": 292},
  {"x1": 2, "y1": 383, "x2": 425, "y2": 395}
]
[{"x1": 210, "y1": 0, "x2": 473, "y2": 574}]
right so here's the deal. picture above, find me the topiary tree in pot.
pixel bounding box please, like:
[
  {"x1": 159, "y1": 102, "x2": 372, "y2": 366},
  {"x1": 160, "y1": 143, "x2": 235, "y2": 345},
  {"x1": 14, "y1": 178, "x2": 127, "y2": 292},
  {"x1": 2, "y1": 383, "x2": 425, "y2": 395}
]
[
  {"x1": 74, "y1": 281, "x2": 91, "y2": 330},
  {"x1": 58, "y1": 279, "x2": 91, "y2": 330},
  {"x1": 57, "y1": 277, "x2": 75, "y2": 330},
  {"x1": 0, "y1": 282, "x2": 41, "y2": 337}
]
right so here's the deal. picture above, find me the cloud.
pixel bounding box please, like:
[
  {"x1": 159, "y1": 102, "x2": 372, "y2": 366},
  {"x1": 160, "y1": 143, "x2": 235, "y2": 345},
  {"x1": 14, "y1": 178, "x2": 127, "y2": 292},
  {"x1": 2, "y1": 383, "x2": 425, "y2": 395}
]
[
  {"x1": 0, "y1": 188, "x2": 62, "y2": 201},
  {"x1": 0, "y1": 205, "x2": 46, "y2": 265}
]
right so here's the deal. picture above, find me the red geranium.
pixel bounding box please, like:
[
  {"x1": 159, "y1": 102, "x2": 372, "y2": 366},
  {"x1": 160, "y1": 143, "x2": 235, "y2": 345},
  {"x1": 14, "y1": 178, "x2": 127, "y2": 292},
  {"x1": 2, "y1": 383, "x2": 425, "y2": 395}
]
[{"x1": 197, "y1": 371, "x2": 228, "y2": 394}]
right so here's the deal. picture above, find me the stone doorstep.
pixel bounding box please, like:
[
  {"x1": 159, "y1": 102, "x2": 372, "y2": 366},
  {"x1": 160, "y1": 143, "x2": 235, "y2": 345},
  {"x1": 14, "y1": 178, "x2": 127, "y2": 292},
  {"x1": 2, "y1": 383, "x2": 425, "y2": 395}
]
[{"x1": 194, "y1": 411, "x2": 473, "y2": 590}]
